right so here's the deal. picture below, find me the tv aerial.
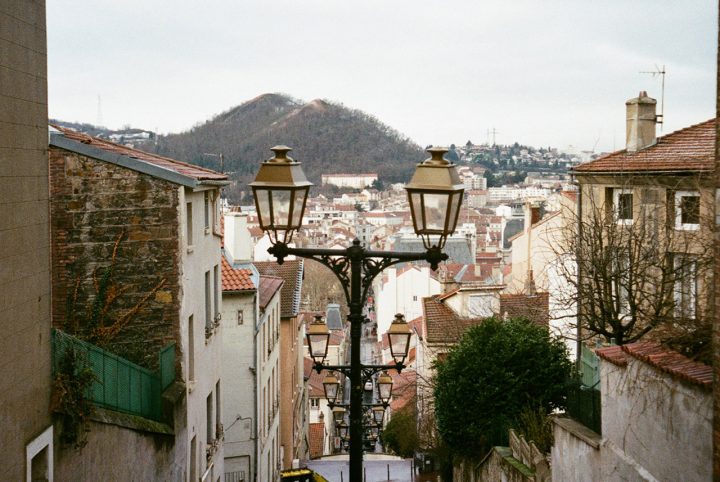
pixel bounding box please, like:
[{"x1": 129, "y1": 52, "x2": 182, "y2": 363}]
[{"x1": 639, "y1": 64, "x2": 666, "y2": 131}]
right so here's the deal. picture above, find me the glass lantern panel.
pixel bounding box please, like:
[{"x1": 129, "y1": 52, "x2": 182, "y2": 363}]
[
  {"x1": 446, "y1": 191, "x2": 462, "y2": 233},
  {"x1": 309, "y1": 335, "x2": 328, "y2": 359},
  {"x1": 389, "y1": 333, "x2": 409, "y2": 361},
  {"x1": 422, "y1": 193, "x2": 450, "y2": 232},
  {"x1": 254, "y1": 188, "x2": 272, "y2": 229},
  {"x1": 378, "y1": 382, "x2": 392, "y2": 401},
  {"x1": 271, "y1": 189, "x2": 292, "y2": 228},
  {"x1": 324, "y1": 381, "x2": 338, "y2": 401},
  {"x1": 409, "y1": 192, "x2": 423, "y2": 231},
  {"x1": 291, "y1": 188, "x2": 307, "y2": 227}
]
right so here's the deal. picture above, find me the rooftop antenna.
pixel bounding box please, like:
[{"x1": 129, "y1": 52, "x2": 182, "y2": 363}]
[
  {"x1": 96, "y1": 95, "x2": 103, "y2": 128},
  {"x1": 639, "y1": 64, "x2": 665, "y2": 131}
]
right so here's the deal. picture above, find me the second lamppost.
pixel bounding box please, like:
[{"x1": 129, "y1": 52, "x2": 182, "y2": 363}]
[{"x1": 251, "y1": 145, "x2": 463, "y2": 481}]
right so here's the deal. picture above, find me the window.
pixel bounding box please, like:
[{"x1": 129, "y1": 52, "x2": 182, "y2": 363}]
[
  {"x1": 674, "y1": 255, "x2": 697, "y2": 319},
  {"x1": 205, "y1": 271, "x2": 212, "y2": 332},
  {"x1": 204, "y1": 191, "x2": 210, "y2": 231},
  {"x1": 213, "y1": 264, "x2": 219, "y2": 322},
  {"x1": 412, "y1": 295, "x2": 418, "y2": 301},
  {"x1": 310, "y1": 398, "x2": 319, "y2": 409},
  {"x1": 26, "y1": 426, "x2": 53, "y2": 482},
  {"x1": 237, "y1": 309, "x2": 244, "y2": 325},
  {"x1": 675, "y1": 191, "x2": 700, "y2": 230},
  {"x1": 613, "y1": 249, "x2": 631, "y2": 317},
  {"x1": 186, "y1": 202, "x2": 194, "y2": 247},
  {"x1": 613, "y1": 189, "x2": 633, "y2": 224},
  {"x1": 215, "y1": 380, "x2": 221, "y2": 437},
  {"x1": 188, "y1": 315, "x2": 195, "y2": 381},
  {"x1": 207, "y1": 391, "x2": 214, "y2": 442}
]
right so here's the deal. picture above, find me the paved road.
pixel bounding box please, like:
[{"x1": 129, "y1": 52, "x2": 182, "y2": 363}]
[{"x1": 307, "y1": 457, "x2": 415, "y2": 482}]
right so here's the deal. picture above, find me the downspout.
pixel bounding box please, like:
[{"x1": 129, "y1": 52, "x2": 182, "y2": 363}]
[
  {"x1": 574, "y1": 175, "x2": 583, "y2": 370},
  {"x1": 252, "y1": 293, "x2": 259, "y2": 482}
]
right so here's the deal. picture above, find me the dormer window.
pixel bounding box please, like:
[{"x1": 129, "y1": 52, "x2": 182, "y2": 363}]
[{"x1": 674, "y1": 191, "x2": 700, "y2": 230}]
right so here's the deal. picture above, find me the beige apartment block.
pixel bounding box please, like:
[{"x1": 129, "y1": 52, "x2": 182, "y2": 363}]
[{"x1": 0, "y1": 1, "x2": 54, "y2": 479}]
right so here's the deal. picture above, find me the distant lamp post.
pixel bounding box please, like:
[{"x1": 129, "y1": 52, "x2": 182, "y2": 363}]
[
  {"x1": 249, "y1": 145, "x2": 312, "y2": 246},
  {"x1": 338, "y1": 421, "x2": 349, "y2": 439},
  {"x1": 306, "y1": 315, "x2": 330, "y2": 365},
  {"x1": 405, "y1": 147, "x2": 464, "y2": 250},
  {"x1": 372, "y1": 406, "x2": 385, "y2": 425},
  {"x1": 251, "y1": 145, "x2": 462, "y2": 480},
  {"x1": 377, "y1": 371, "x2": 393, "y2": 406},
  {"x1": 323, "y1": 372, "x2": 340, "y2": 405},
  {"x1": 332, "y1": 406, "x2": 346, "y2": 424},
  {"x1": 387, "y1": 314, "x2": 412, "y2": 366}
]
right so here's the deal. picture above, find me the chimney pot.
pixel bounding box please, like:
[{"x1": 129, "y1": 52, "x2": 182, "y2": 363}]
[{"x1": 626, "y1": 91, "x2": 657, "y2": 152}]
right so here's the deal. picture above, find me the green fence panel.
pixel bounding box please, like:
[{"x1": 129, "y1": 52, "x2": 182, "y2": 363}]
[
  {"x1": 580, "y1": 344, "x2": 600, "y2": 388},
  {"x1": 52, "y1": 329, "x2": 171, "y2": 421},
  {"x1": 159, "y1": 343, "x2": 176, "y2": 390},
  {"x1": 566, "y1": 383, "x2": 601, "y2": 434}
]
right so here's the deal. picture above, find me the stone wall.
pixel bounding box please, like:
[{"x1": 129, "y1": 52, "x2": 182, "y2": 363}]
[
  {"x1": 49, "y1": 148, "x2": 181, "y2": 369},
  {"x1": 0, "y1": 0, "x2": 54, "y2": 478}
]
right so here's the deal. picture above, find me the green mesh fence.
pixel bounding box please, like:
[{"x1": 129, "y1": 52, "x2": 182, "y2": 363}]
[{"x1": 52, "y1": 329, "x2": 175, "y2": 421}]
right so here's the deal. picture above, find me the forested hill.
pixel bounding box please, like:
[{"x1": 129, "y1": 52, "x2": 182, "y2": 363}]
[{"x1": 150, "y1": 93, "x2": 425, "y2": 190}]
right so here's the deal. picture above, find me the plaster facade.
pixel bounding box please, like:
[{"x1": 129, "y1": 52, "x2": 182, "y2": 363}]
[{"x1": 0, "y1": 1, "x2": 53, "y2": 478}]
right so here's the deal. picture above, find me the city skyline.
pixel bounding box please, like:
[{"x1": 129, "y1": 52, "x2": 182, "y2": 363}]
[{"x1": 48, "y1": 0, "x2": 716, "y2": 153}]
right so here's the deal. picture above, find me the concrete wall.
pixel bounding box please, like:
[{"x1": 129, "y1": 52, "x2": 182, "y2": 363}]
[
  {"x1": 601, "y1": 356, "x2": 711, "y2": 482},
  {"x1": 257, "y1": 290, "x2": 282, "y2": 481},
  {"x1": 552, "y1": 418, "x2": 602, "y2": 482},
  {"x1": 221, "y1": 288, "x2": 257, "y2": 482},
  {"x1": 0, "y1": 1, "x2": 54, "y2": 478},
  {"x1": 180, "y1": 187, "x2": 225, "y2": 480}
]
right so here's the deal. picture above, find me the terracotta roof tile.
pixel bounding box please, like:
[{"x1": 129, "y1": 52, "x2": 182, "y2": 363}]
[
  {"x1": 622, "y1": 342, "x2": 712, "y2": 390},
  {"x1": 258, "y1": 276, "x2": 284, "y2": 311},
  {"x1": 255, "y1": 260, "x2": 304, "y2": 318},
  {"x1": 422, "y1": 295, "x2": 483, "y2": 344},
  {"x1": 595, "y1": 345, "x2": 628, "y2": 366},
  {"x1": 573, "y1": 119, "x2": 715, "y2": 173},
  {"x1": 51, "y1": 125, "x2": 228, "y2": 182},
  {"x1": 390, "y1": 370, "x2": 417, "y2": 412},
  {"x1": 499, "y1": 292, "x2": 549, "y2": 328},
  {"x1": 221, "y1": 256, "x2": 255, "y2": 292}
]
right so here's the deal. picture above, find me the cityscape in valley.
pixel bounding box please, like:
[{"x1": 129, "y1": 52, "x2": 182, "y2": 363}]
[{"x1": 3, "y1": 2, "x2": 719, "y2": 482}]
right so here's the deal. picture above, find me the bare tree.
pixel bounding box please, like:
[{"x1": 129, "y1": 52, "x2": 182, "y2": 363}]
[{"x1": 553, "y1": 174, "x2": 713, "y2": 360}]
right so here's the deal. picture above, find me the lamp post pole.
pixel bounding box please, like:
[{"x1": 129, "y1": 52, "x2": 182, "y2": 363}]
[{"x1": 250, "y1": 145, "x2": 463, "y2": 482}]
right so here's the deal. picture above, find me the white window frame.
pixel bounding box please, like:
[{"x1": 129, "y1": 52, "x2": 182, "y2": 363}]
[
  {"x1": 613, "y1": 188, "x2": 634, "y2": 225},
  {"x1": 674, "y1": 191, "x2": 700, "y2": 231},
  {"x1": 26, "y1": 426, "x2": 53, "y2": 482}
]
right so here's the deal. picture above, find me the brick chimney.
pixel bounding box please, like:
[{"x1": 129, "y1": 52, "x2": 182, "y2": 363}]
[
  {"x1": 224, "y1": 212, "x2": 252, "y2": 263},
  {"x1": 625, "y1": 91, "x2": 657, "y2": 152}
]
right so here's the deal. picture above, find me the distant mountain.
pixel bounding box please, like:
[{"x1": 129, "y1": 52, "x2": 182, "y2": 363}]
[{"x1": 150, "y1": 94, "x2": 426, "y2": 193}]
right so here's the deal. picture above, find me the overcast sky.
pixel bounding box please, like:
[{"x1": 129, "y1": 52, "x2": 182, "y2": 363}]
[{"x1": 47, "y1": 1, "x2": 716, "y2": 153}]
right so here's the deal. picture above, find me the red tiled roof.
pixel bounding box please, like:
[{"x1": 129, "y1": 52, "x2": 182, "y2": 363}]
[
  {"x1": 596, "y1": 342, "x2": 712, "y2": 389},
  {"x1": 221, "y1": 256, "x2": 255, "y2": 292},
  {"x1": 572, "y1": 119, "x2": 715, "y2": 173},
  {"x1": 308, "y1": 422, "x2": 325, "y2": 459},
  {"x1": 422, "y1": 295, "x2": 483, "y2": 344},
  {"x1": 499, "y1": 292, "x2": 549, "y2": 328},
  {"x1": 51, "y1": 125, "x2": 228, "y2": 181},
  {"x1": 255, "y1": 260, "x2": 304, "y2": 318},
  {"x1": 258, "y1": 276, "x2": 283, "y2": 311},
  {"x1": 623, "y1": 342, "x2": 712, "y2": 390},
  {"x1": 390, "y1": 370, "x2": 417, "y2": 412}
]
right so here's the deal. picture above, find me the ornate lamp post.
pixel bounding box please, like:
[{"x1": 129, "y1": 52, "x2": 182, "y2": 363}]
[{"x1": 251, "y1": 146, "x2": 462, "y2": 481}]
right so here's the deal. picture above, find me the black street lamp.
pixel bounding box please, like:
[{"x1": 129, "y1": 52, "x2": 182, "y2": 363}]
[
  {"x1": 251, "y1": 146, "x2": 461, "y2": 481},
  {"x1": 387, "y1": 314, "x2": 412, "y2": 366},
  {"x1": 322, "y1": 372, "x2": 340, "y2": 405}
]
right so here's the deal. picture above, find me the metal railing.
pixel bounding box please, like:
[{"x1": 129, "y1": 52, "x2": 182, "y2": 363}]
[
  {"x1": 52, "y1": 329, "x2": 175, "y2": 421},
  {"x1": 224, "y1": 470, "x2": 245, "y2": 482},
  {"x1": 566, "y1": 382, "x2": 601, "y2": 434}
]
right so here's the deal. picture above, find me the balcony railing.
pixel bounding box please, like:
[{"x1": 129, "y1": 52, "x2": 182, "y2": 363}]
[{"x1": 52, "y1": 329, "x2": 175, "y2": 421}]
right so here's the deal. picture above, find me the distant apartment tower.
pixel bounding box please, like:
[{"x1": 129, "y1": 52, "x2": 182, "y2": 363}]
[{"x1": 321, "y1": 173, "x2": 378, "y2": 189}]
